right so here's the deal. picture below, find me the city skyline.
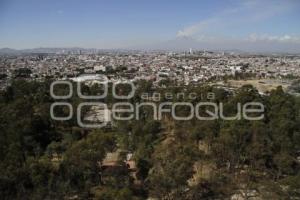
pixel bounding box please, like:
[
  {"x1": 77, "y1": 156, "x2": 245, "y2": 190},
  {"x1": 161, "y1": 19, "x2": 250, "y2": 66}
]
[{"x1": 1, "y1": 0, "x2": 300, "y2": 52}]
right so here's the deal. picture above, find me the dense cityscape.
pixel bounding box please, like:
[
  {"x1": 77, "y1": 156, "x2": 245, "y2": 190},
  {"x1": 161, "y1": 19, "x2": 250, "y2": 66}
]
[{"x1": 1, "y1": 49, "x2": 300, "y2": 92}]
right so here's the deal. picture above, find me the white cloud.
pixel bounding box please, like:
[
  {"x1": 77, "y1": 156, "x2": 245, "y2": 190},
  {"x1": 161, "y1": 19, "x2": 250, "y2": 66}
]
[
  {"x1": 176, "y1": 0, "x2": 296, "y2": 41},
  {"x1": 176, "y1": 18, "x2": 218, "y2": 38},
  {"x1": 247, "y1": 33, "x2": 300, "y2": 43}
]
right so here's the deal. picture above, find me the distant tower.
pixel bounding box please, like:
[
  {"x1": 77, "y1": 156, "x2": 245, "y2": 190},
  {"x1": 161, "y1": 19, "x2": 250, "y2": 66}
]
[{"x1": 189, "y1": 48, "x2": 193, "y2": 54}]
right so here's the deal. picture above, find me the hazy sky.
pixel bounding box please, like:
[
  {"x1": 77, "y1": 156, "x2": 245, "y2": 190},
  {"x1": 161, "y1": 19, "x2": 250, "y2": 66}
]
[{"x1": 0, "y1": 0, "x2": 300, "y2": 51}]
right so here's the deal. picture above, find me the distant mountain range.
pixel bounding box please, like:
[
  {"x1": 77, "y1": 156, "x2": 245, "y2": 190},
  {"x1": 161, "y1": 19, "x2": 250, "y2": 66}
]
[
  {"x1": 0, "y1": 47, "x2": 99, "y2": 55},
  {"x1": 0, "y1": 47, "x2": 148, "y2": 55},
  {"x1": 1, "y1": 37, "x2": 300, "y2": 55}
]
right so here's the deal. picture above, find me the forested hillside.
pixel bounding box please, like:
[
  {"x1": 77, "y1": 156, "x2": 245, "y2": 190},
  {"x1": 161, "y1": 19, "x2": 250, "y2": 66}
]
[{"x1": 0, "y1": 80, "x2": 300, "y2": 199}]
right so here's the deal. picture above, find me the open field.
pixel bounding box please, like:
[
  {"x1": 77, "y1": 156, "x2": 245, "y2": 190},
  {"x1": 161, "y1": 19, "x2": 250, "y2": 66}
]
[{"x1": 226, "y1": 79, "x2": 292, "y2": 93}]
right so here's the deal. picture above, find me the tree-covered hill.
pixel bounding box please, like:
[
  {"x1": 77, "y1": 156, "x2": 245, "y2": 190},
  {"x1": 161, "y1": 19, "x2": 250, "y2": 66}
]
[{"x1": 0, "y1": 80, "x2": 300, "y2": 199}]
